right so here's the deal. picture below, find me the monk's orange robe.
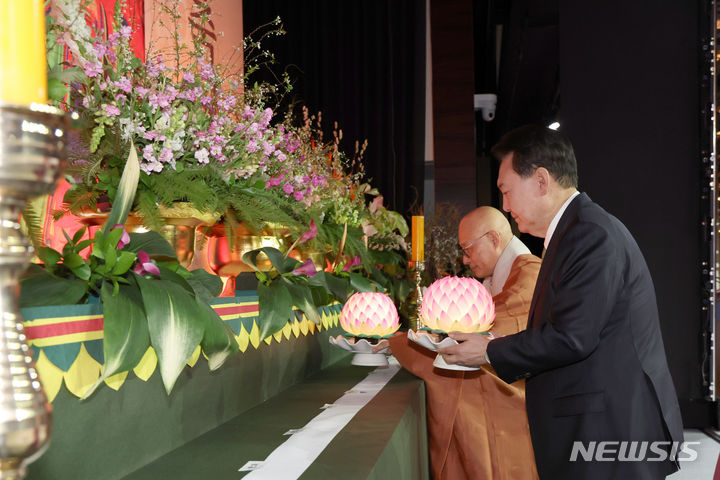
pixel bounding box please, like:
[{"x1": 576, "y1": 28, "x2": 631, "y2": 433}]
[{"x1": 389, "y1": 254, "x2": 541, "y2": 480}]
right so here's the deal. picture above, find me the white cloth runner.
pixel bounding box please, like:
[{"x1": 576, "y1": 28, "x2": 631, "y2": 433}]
[{"x1": 240, "y1": 358, "x2": 401, "y2": 479}]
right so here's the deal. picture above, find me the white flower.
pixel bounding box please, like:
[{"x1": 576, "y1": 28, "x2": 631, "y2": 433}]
[{"x1": 194, "y1": 148, "x2": 210, "y2": 164}]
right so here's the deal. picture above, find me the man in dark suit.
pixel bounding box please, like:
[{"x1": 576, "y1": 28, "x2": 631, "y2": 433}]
[{"x1": 439, "y1": 125, "x2": 683, "y2": 479}]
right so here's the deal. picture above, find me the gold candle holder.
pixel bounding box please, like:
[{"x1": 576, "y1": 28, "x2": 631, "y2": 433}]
[
  {"x1": 0, "y1": 103, "x2": 68, "y2": 479},
  {"x1": 407, "y1": 260, "x2": 425, "y2": 331}
]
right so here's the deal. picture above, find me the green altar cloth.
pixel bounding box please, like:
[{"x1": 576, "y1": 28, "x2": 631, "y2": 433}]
[{"x1": 121, "y1": 362, "x2": 429, "y2": 480}]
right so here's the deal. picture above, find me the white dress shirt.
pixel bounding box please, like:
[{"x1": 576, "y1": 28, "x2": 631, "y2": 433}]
[{"x1": 544, "y1": 191, "x2": 580, "y2": 249}]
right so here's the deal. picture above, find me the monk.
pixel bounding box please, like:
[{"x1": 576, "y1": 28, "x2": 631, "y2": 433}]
[{"x1": 386, "y1": 207, "x2": 540, "y2": 480}]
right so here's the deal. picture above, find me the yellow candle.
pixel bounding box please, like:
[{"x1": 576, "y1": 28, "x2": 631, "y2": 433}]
[
  {"x1": 0, "y1": 0, "x2": 47, "y2": 106},
  {"x1": 411, "y1": 215, "x2": 424, "y2": 262}
]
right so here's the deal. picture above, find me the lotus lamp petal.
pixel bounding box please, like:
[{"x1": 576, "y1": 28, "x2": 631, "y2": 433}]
[{"x1": 420, "y1": 276, "x2": 495, "y2": 333}]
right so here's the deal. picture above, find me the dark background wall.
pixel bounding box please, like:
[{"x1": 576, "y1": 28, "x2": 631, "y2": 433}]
[
  {"x1": 557, "y1": 0, "x2": 705, "y2": 423},
  {"x1": 243, "y1": 0, "x2": 426, "y2": 217}
]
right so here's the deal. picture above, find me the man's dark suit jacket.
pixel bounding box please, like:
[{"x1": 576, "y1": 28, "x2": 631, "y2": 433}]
[{"x1": 487, "y1": 193, "x2": 683, "y2": 480}]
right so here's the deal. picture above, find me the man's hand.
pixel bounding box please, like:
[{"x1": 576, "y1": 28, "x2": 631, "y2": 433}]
[{"x1": 437, "y1": 332, "x2": 491, "y2": 368}]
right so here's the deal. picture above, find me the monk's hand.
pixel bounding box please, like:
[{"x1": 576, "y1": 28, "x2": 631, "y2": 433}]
[
  {"x1": 372, "y1": 339, "x2": 390, "y2": 354},
  {"x1": 437, "y1": 332, "x2": 491, "y2": 368}
]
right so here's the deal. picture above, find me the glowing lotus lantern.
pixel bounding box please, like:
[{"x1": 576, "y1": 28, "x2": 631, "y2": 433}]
[
  {"x1": 408, "y1": 276, "x2": 495, "y2": 371},
  {"x1": 329, "y1": 292, "x2": 400, "y2": 366},
  {"x1": 340, "y1": 292, "x2": 400, "y2": 337},
  {"x1": 420, "y1": 276, "x2": 495, "y2": 333}
]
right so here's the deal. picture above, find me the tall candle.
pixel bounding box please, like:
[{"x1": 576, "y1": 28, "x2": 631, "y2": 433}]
[
  {"x1": 411, "y1": 215, "x2": 424, "y2": 262},
  {"x1": 0, "y1": 0, "x2": 48, "y2": 106}
]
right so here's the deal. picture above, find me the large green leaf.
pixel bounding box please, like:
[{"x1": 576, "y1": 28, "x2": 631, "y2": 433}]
[
  {"x1": 243, "y1": 247, "x2": 284, "y2": 273},
  {"x1": 309, "y1": 271, "x2": 351, "y2": 304},
  {"x1": 197, "y1": 301, "x2": 237, "y2": 370},
  {"x1": 82, "y1": 281, "x2": 150, "y2": 398},
  {"x1": 104, "y1": 140, "x2": 140, "y2": 232},
  {"x1": 284, "y1": 280, "x2": 321, "y2": 325},
  {"x1": 186, "y1": 269, "x2": 223, "y2": 304},
  {"x1": 349, "y1": 272, "x2": 377, "y2": 293},
  {"x1": 19, "y1": 272, "x2": 87, "y2": 307},
  {"x1": 135, "y1": 275, "x2": 205, "y2": 394},
  {"x1": 124, "y1": 231, "x2": 177, "y2": 257},
  {"x1": 257, "y1": 280, "x2": 293, "y2": 339}
]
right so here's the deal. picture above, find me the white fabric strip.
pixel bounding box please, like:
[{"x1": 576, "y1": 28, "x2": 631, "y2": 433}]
[{"x1": 241, "y1": 358, "x2": 401, "y2": 479}]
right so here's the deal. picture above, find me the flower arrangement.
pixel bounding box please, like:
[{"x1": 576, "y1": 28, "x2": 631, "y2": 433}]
[
  {"x1": 35, "y1": 2, "x2": 415, "y2": 355},
  {"x1": 21, "y1": 150, "x2": 236, "y2": 395}
]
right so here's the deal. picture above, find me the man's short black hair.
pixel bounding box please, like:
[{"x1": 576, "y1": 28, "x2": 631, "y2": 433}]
[{"x1": 491, "y1": 124, "x2": 578, "y2": 189}]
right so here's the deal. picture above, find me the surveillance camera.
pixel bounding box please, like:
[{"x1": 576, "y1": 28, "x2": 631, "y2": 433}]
[{"x1": 474, "y1": 93, "x2": 497, "y2": 122}]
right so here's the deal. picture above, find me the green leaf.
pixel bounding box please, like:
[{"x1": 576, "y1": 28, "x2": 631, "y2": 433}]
[
  {"x1": 103, "y1": 243, "x2": 117, "y2": 271},
  {"x1": 37, "y1": 247, "x2": 62, "y2": 265},
  {"x1": 71, "y1": 263, "x2": 92, "y2": 281},
  {"x1": 83, "y1": 280, "x2": 150, "y2": 398},
  {"x1": 284, "y1": 280, "x2": 321, "y2": 325},
  {"x1": 135, "y1": 275, "x2": 206, "y2": 394},
  {"x1": 104, "y1": 140, "x2": 140, "y2": 232},
  {"x1": 63, "y1": 252, "x2": 85, "y2": 269},
  {"x1": 309, "y1": 271, "x2": 351, "y2": 303},
  {"x1": 197, "y1": 301, "x2": 237, "y2": 370},
  {"x1": 257, "y1": 281, "x2": 293, "y2": 339},
  {"x1": 19, "y1": 273, "x2": 87, "y2": 307},
  {"x1": 72, "y1": 227, "x2": 87, "y2": 244},
  {"x1": 112, "y1": 251, "x2": 137, "y2": 275},
  {"x1": 186, "y1": 269, "x2": 223, "y2": 304},
  {"x1": 349, "y1": 272, "x2": 376, "y2": 293},
  {"x1": 124, "y1": 231, "x2": 177, "y2": 257},
  {"x1": 309, "y1": 284, "x2": 332, "y2": 307},
  {"x1": 156, "y1": 265, "x2": 194, "y2": 293}
]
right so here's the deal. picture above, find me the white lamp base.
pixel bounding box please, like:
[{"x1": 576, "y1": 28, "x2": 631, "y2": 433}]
[
  {"x1": 329, "y1": 336, "x2": 390, "y2": 367},
  {"x1": 351, "y1": 352, "x2": 390, "y2": 367},
  {"x1": 408, "y1": 329, "x2": 481, "y2": 371}
]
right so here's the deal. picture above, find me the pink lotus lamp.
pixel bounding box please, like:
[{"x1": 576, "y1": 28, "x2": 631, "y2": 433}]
[
  {"x1": 409, "y1": 276, "x2": 495, "y2": 370},
  {"x1": 329, "y1": 292, "x2": 400, "y2": 366}
]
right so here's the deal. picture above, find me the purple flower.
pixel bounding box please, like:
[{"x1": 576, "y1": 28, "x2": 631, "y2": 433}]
[
  {"x1": 183, "y1": 71, "x2": 195, "y2": 83},
  {"x1": 292, "y1": 259, "x2": 317, "y2": 277},
  {"x1": 282, "y1": 183, "x2": 294, "y2": 195},
  {"x1": 298, "y1": 220, "x2": 317, "y2": 244},
  {"x1": 263, "y1": 141, "x2": 276, "y2": 156},
  {"x1": 113, "y1": 77, "x2": 133, "y2": 93},
  {"x1": 135, "y1": 86, "x2": 149, "y2": 97},
  {"x1": 104, "y1": 104, "x2": 121, "y2": 117},
  {"x1": 84, "y1": 61, "x2": 103, "y2": 78},
  {"x1": 133, "y1": 251, "x2": 161, "y2": 276},
  {"x1": 293, "y1": 190, "x2": 305, "y2": 202},
  {"x1": 112, "y1": 225, "x2": 130, "y2": 249},
  {"x1": 142, "y1": 145, "x2": 155, "y2": 162},
  {"x1": 120, "y1": 25, "x2": 132, "y2": 40},
  {"x1": 159, "y1": 148, "x2": 173, "y2": 163},
  {"x1": 343, "y1": 255, "x2": 362, "y2": 272},
  {"x1": 200, "y1": 96, "x2": 212, "y2": 106}
]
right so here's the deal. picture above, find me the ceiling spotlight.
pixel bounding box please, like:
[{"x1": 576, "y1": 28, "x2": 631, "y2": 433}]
[{"x1": 548, "y1": 122, "x2": 560, "y2": 130}]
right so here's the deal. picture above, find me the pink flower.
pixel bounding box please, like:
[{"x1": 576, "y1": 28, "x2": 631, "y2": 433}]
[
  {"x1": 369, "y1": 195, "x2": 384, "y2": 214},
  {"x1": 104, "y1": 104, "x2": 121, "y2": 117},
  {"x1": 298, "y1": 220, "x2": 317, "y2": 244},
  {"x1": 282, "y1": 183, "x2": 294, "y2": 195},
  {"x1": 183, "y1": 71, "x2": 195, "y2": 83},
  {"x1": 84, "y1": 61, "x2": 103, "y2": 78},
  {"x1": 343, "y1": 255, "x2": 362, "y2": 272},
  {"x1": 293, "y1": 190, "x2": 305, "y2": 202},
  {"x1": 292, "y1": 259, "x2": 317, "y2": 277},
  {"x1": 133, "y1": 251, "x2": 161, "y2": 277},
  {"x1": 112, "y1": 225, "x2": 130, "y2": 249}
]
